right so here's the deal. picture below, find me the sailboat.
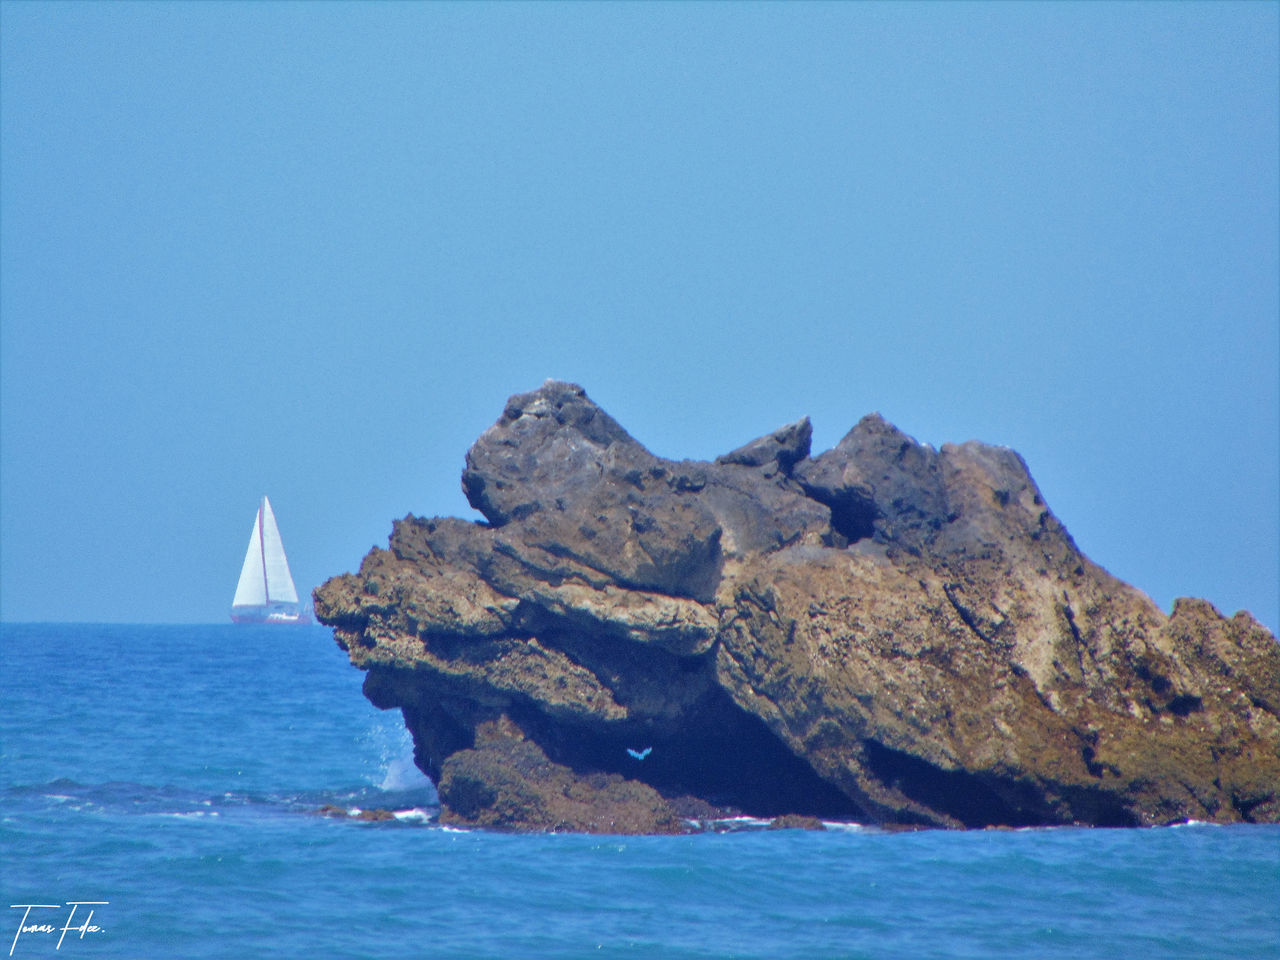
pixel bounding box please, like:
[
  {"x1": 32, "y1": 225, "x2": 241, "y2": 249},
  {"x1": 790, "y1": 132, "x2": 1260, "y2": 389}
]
[{"x1": 231, "y1": 496, "x2": 305, "y2": 624}]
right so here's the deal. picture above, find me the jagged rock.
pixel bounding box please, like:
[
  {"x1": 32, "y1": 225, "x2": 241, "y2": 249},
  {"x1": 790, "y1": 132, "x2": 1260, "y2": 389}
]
[
  {"x1": 715, "y1": 416, "x2": 812, "y2": 474},
  {"x1": 313, "y1": 804, "x2": 397, "y2": 822},
  {"x1": 315, "y1": 380, "x2": 1280, "y2": 832},
  {"x1": 767, "y1": 814, "x2": 826, "y2": 831},
  {"x1": 436, "y1": 716, "x2": 683, "y2": 833}
]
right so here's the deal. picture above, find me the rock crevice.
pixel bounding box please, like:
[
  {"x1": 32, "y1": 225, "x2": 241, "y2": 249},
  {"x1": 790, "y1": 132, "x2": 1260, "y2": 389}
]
[{"x1": 315, "y1": 381, "x2": 1280, "y2": 832}]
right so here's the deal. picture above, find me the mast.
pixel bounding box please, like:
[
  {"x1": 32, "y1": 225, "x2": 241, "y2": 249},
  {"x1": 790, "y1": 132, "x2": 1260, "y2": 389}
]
[{"x1": 259, "y1": 497, "x2": 270, "y2": 602}]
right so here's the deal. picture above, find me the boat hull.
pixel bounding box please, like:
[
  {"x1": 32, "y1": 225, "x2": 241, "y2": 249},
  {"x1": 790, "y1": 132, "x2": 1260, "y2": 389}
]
[{"x1": 231, "y1": 604, "x2": 307, "y2": 625}]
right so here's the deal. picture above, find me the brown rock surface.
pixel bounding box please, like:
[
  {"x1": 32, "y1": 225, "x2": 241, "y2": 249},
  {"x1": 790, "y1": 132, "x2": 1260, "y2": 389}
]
[{"x1": 315, "y1": 380, "x2": 1280, "y2": 832}]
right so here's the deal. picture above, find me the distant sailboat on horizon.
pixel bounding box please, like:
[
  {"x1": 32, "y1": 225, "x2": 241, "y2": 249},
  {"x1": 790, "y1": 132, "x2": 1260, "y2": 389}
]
[{"x1": 231, "y1": 496, "x2": 306, "y2": 624}]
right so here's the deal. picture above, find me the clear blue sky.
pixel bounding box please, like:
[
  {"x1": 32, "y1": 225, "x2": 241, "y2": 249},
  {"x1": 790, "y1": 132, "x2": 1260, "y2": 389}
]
[{"x1": 2, "y1": 2, "x2": 1276, "y2": 632}]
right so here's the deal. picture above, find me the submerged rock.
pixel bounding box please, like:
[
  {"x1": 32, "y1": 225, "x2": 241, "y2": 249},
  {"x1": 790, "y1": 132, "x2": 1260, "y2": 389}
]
[{"x1": 315, "y1": 380, "x2": 1280, "y2": 832}]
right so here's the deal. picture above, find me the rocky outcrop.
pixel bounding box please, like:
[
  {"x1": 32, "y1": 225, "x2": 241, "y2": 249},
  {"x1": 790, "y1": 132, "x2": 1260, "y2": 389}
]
[{"x1": 315, "y1": 381, "x2": 1280, "y2": 832}]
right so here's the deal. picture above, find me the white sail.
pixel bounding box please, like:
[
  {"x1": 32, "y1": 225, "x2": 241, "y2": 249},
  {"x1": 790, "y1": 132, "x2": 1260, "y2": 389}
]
[
  {"x1": 231, "y1": 496, "x2": 301, "y2": 619},
  {"x1": 259, "y1": 496, "x2": 299, "y2": 604},
  {"x1": 232, "y1": 507, "x2": 268, "y2": 607}
]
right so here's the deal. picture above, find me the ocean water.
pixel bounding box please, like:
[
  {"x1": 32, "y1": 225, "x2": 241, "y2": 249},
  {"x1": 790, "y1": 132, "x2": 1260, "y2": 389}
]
[{"x1": 2, "y1": 624, "x2": 1276, "y2": 960}]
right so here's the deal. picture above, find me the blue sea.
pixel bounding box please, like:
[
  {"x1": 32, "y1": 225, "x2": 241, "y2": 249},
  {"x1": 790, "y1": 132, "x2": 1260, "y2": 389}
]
[{"x1": 2, "y1": 624, "x2": 1277, "y2": 959}]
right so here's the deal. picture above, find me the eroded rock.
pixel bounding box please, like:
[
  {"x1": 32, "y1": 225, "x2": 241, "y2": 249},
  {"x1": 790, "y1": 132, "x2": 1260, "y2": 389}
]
[{"x1": 315, "y1": 380, "x2": 1280, "y2": 832}]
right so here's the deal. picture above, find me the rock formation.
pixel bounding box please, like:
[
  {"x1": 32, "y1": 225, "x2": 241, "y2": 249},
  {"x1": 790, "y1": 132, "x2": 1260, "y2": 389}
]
[{"x1": 314, "y1": 381, "x2": 1280, "y2": 833}]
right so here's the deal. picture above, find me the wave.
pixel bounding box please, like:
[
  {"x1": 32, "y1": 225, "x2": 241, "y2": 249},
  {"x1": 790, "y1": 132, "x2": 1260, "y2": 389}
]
[{"x1": 3, "y1": 777, "x2": 440, "y2": 827}]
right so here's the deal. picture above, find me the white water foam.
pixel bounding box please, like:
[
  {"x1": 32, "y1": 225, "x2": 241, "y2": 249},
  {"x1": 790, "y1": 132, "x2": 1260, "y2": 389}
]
[
  {"x1": 380, "y1": 750, "x2": 434, "y2": 793},
  {"x1": 392, "y1": 807, "x2": 436, "y2": 823},
  {"x1": 820, "y1": 820, "x2": 868, "y2": 833},
  {"x1": 362, "y1": 714, "x2": 437, "y2": 797}
]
